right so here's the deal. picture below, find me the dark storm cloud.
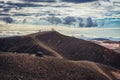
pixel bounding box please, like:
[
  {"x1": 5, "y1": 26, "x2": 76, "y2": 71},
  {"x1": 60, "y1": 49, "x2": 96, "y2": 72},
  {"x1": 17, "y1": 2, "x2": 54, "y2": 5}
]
[
  {"x1": 62, "y1": 0, "x2": 98, "y2": 3},
  {"x1": 22, "y1": 0, "x2": 56, "y2": 2}
]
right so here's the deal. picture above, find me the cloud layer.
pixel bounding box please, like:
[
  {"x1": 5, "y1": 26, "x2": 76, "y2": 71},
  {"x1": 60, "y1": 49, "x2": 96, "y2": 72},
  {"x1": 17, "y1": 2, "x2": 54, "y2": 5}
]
[{"x1": 0, "y1": 0, "x2": 120, "y2": 27}]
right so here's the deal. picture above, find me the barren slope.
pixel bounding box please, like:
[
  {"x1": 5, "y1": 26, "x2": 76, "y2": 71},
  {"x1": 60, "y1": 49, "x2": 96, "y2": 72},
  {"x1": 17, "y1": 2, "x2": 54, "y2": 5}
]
[
  {"x1": 0, "y1": 31, "x2": 120, "y2": 69},
  {"x1": 36, "y1": 31, "x2": 120, "y2": 69},
  {"x1": 0, "y1": 53, "x2": 120, "y2": 80}
]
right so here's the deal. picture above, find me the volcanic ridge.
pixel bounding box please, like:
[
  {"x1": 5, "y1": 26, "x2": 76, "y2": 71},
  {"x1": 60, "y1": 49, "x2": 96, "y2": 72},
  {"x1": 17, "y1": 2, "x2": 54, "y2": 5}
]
[{"x1": 0, "y1": 31, "x2": 120, "y2": 80}]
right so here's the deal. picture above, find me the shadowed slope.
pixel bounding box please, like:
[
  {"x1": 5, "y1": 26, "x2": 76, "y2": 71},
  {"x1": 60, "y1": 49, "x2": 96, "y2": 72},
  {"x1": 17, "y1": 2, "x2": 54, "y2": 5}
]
[
  {"x1": 36, "y1": 31, "x2": 120, "y2": 69},
  {"x1": 0, "y1": 53, "x2": 120, "y2": 80},
  {"x1": 0, "y1": 31, "x2": 120, "y2": 69},
  {"x1": 31, "y1": 32, "x2": 63, "y2": 58},
  {"x1": 0, "y1": 32, "x2": 63, "y2": 58}
]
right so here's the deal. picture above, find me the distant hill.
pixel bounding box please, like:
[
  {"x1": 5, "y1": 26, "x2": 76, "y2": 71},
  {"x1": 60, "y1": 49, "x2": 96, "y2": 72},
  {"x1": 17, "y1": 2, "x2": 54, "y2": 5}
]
[
  {"x1": 0, "y1": 53, "x2": 120, "y2": 80},
  {"x1": 0, "y1": 31, "x2": 120, "y2": 69},
  {"x1": 91, "y1": 38, "x2": 110, "y2": 41},
  {"x1": 114, "y1": 48, "x2": 120, "y2": 53}
]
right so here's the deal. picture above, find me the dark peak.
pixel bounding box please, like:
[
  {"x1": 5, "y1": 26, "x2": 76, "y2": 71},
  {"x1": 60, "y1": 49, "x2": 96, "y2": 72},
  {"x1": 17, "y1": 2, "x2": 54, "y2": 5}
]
[
  {"x1": 29, "y1": 30, "x2": 62, "y2": 37},
  {"x1": 40, "y1": 30, "x2": 60, "y2": 35}
]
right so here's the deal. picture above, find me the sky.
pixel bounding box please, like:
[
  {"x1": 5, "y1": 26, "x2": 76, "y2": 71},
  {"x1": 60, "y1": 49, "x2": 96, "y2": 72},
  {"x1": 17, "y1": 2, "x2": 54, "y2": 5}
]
[
  {"x1": 0, "y1": 0, "x2": 120, "y2": 40},
  {"x1": 0, "y1": 0, "x2": 120, "y2": 28}
]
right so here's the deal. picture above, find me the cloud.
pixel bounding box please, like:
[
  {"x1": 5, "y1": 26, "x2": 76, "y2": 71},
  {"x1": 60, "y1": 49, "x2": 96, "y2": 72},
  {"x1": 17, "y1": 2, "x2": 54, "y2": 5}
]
[
  {"x1": 62, "y1": 0, "x2": 97, "y2": 3},
  {"x1": 22, "y1": 0, "x2": 97, "y2": 3}
]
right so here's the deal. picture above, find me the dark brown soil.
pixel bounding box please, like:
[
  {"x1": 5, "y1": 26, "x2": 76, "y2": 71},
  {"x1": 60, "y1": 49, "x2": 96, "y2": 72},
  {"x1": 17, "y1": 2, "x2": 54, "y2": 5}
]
[
  {"x1": 0, "y1": 53, "x2": 120, "y2": 80},
  {"x1": 0, "y1": 31, "x2": 120, "y2": 69}
]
